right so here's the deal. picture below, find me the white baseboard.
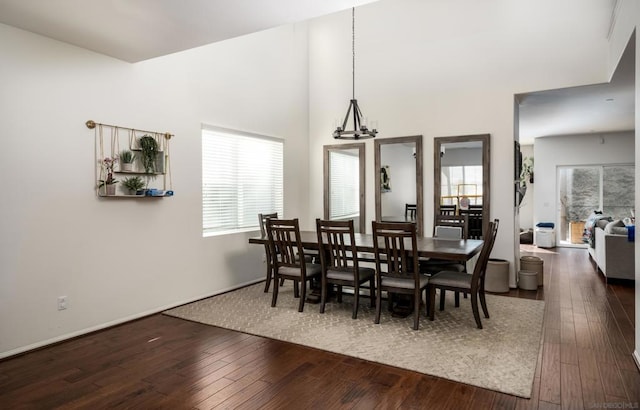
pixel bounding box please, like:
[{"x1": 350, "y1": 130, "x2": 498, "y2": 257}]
[
  {"x1": 634, "y1": 350, "x2": 640, "y2": 371},
  {"x1": 0, "y1": 278, "x2": 263, "y2": 360}
]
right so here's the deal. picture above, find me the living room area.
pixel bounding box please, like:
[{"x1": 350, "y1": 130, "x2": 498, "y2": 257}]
[{"x1": 517, "y1": 34, "x2": 636, "y2": 283}]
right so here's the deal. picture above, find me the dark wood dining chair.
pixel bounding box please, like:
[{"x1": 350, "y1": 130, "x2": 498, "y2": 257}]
[
  {"x1": 405, "y1": 204, "x2": 417, "y2": 220},
  {"x1": 460, "y1": 208, "x2": 483, "y2": 239},
  {"x1": 316, "y1": 219, "x2": 375, "y2": 319},
  {"x1": 427, "y1": 219, "x2": 499, "y2": 329},
  {"x1": 260, "y1": 212, "x2": 317, "y2": 294},
  {"x1": 266, "y1": 218, "x2": 321, "y2": 312},
  {"x1": 372, "y1": 221, "x2": 429, "y2": 330},
  {"x1": 439, "y1": 204, "x2": 457, "y2": 216},
  {"x1": 434, "y1": 214, "x2": 469, "y2": 239},
  {"x1": 258, "y1": 212, "x2": 279, "y2": 293},
  {"x1": 419, "y1": 214, "x2": 469, "y2": 276}
]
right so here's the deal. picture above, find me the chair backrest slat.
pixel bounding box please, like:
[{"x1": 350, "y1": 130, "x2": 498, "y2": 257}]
[
  {"x1": 439, "y1": 204, "x2": 457, "y2": 215},
  {"x1": 372, "y1": 221, "x2": 419, "y2": 281},
  {"x1": 316, "y1": 219, "x2": 358, "y2": 272},
  {"x1": 460, "y1": 208, "x2": 483, "y2": 239},
  {"x1": 405, "y1": 204, "x2": 417, "y2": 219}
]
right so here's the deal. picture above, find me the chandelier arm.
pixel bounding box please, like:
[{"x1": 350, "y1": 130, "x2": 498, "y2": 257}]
[
  {"x1": 341, "y1": 101, "x2": 353, "y2": 130},
  {"x1": 352, "y1": 100, "x2": 360, "y2": 132}
]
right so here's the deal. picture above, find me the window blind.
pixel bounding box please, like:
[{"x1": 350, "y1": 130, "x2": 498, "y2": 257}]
[
  {"x1": 329, "y1": 150, "x2": 359, "y2": 220},
  {"x1": 202, "y1": 128, "x2": 283, "y2": 235}
]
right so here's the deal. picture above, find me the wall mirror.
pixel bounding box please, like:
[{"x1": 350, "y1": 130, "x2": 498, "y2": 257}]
[
  {"x1": 434, "y1": 134, "x2": 490, "y2": 238},
  {"x1": 323, "y1": 143, "x2": 366, "y2": 233},
  {"x1": 375, "y1": 135, "x2": 424, "y2": 236}
]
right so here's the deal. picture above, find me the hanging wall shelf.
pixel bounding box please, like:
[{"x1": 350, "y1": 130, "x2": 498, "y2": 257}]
[{"x1": 87, "y1": 120, "x2": 174, "y2": 198}]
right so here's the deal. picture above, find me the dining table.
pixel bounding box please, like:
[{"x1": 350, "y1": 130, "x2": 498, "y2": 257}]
[{"x1": 248, "y1": 231, "x2": 483, "y2": 262}]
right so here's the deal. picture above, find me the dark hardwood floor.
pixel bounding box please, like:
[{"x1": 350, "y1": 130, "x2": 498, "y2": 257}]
[{"x1": 1, "y1": 246, "x2": 638, "y2": 409}]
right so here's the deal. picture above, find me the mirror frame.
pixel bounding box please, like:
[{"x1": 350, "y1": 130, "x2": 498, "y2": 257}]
[
  {"x1": 374, "y1": 135, "x2": 424, "y2": 236},
  {"x1": 434, "y1": 133, "x2": 490, "y2": 236},
  {"x1": 323, "y1": 143, "x2": 366, "y2": 233}
]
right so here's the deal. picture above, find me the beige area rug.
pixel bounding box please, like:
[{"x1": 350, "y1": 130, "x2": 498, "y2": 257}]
[{"x1": 164, "y1": 282, "x2": 545, "y2": 398}]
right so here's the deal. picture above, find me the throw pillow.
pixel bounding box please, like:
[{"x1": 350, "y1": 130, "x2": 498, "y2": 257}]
[
  {"x1": 596, "y1": 218, "x2": 612, "y2": 230},
  {"x1": 604, "y1": 219, "x2": 626, "y2": 235}
]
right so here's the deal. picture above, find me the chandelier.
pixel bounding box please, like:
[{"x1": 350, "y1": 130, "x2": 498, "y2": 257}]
[{"x1": 332, "y1": 7, "x2": 377, "y2": 140}]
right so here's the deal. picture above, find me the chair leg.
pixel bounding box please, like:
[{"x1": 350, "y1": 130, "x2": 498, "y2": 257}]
[
  {"x1": 455, "y1": 292, "x2": 460, "y2": 308},
  {"x1": 263, "y1": 262, "x2": 272, "y2": 293},
  {"x1": 413, "y1": 290, "x2": 421, "y2": 330},
  {"x1": 353, "y1": 284, "x2": 359, "y2": 319},
  {"x1": 337, "y1": 285, "x2": 343, "y2": 303},
  {"x1": 424, "y1": 288, "x2": 429, "y2": 317},
  {"x1": 320, "y1": 279, "x2": 327, "y2": 314},
  {"x1": 439, "y1": 289, "x2": 446, "y2": 311},
  {"x1": 471, "y1": 292, "x2": 482, "y2": 329},
  {"x1": 479, "y1": 289, "x2": 489, "y2": 318},
  {"x1": 271, "y1": 274, "x2": 280, "y2": 307},
  {"x1": 298, "y1": 280, "x2": 306, "y2": 312},
  {"x1": 293, "y1": 281, "x2": 299, "y2": 298},
  {"x1": 375, "y1": 286, "x2": 382, "y2": 324},
  {"x1": 369, "y1": 278, "x2": 376, "y2": 307},
  {"x1": 279, "y1": 278, "x2": 285, "y2": 287},
  {"x1": 428, "y1": 286, "x2": 436, "y2": 321}
]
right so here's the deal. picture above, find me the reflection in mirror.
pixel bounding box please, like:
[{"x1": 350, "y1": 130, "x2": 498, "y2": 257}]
[
  {"x1": 375, "y1": 135, "x2": 423, "y2": 235},
  {"x1": 323, "y1": 143, "x2": 365, "y2": 233},
  {"x1": 434, "y1": 134, "x2": 490, "y2": 238}
]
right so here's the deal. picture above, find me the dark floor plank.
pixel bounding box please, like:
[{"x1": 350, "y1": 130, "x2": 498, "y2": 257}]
[{"x1": 560, "y1": 363, "x2": 584, "y2": 410}]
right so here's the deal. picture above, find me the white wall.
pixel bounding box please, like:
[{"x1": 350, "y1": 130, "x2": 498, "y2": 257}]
[
  {"x1": 308, "y1": 0, "x2": 612, "y2": 287},
  {"x1": 533, "y1": 132, "x2": 635, "y2": 231},
  {"x1": 0, "y1": 22, "x2": 310, "y2": 357}
]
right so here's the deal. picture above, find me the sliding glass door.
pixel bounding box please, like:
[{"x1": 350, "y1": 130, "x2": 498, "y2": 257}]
[{"x1": 557, "y1": 165, "x2": 634, "y2": 246}]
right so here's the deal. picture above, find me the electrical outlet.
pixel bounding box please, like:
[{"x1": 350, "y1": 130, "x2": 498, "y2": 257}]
[{"x1": 57, "y1": 296, "x2": 67, "y2": 311}]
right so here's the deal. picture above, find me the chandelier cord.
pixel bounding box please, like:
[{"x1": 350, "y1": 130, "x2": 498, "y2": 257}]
[{"x1": 352, "y1": 7, "x2": 355, "y2": 100}]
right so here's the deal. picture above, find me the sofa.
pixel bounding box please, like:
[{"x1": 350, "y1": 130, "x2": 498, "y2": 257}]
[{"x1": 587, "y1": 219, "x2": 635, "y2": 280}]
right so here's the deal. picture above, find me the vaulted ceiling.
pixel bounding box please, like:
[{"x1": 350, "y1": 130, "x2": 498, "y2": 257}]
[
  {"x1": 0, "y1": 0, "x2": 633, "y2": 144},
  {"x1": 0, "y1": 0, "x2": 380, "y2": 62}
]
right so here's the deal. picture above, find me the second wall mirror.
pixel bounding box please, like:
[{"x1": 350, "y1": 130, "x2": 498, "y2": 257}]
[
  {"x1": 375, "y1": 135, "x2": 424, "y2": 236},
  {"x1": 434, "y1": 134, "x2": 490, "y2": 238},
  {"x1": 323, "y1": 143, "x2": 366, "y2": 233}
]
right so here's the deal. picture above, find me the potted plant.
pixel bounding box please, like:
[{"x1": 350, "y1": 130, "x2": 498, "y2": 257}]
[
  {"x1": 139, "y1": 135, "x2": 159, "y2": 174},
  {"x1": 122, "y1": 176, "x2": 145, "y2": 195},
  {"x1": 98, "y1": 157, "x2": 118, "y2": 195},
  {"x1": 119, "y1": 150, "x2": 135, "y2": 172}
]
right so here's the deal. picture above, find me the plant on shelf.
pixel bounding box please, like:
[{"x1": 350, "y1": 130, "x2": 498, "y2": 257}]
[
  {"x1": 98, "y1": 156, "x2": 118, "y2": 195},
  {"x1": 119, "y1": 150, "x2": 135, "y2": 171},
  {"x1": 122, "y1": 176, "x2": 145, "y2": 195},
  {"x1": 139, "y1": 135, "x2": 159, "y2": 174}
]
